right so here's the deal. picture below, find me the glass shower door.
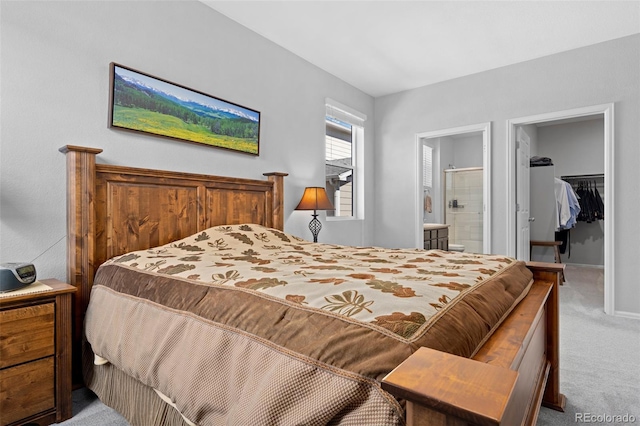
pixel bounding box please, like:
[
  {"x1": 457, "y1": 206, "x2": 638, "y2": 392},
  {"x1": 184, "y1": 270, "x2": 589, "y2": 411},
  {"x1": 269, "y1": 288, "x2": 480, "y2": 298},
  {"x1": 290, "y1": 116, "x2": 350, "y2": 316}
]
[{"x1": 444, "y1": 168, "x2": 483, "y2": 253}]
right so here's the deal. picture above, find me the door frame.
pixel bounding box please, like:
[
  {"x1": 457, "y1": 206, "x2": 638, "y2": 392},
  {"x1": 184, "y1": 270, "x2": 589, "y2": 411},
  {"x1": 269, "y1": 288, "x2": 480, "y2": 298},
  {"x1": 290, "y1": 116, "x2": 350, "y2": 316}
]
[
  {"x1": 415, "y1": 122, "x2": 491, "y2": 253},
  {"x1": 506, "y1": 103, "x2": 615, "y2": 314}
]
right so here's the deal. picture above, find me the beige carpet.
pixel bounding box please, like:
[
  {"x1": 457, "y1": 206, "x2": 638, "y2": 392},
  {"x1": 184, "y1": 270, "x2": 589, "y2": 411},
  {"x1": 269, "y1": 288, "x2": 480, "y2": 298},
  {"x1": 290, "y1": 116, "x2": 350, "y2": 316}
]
[{"x1": 536, "y1": 265, "x2": 640, "y2": 425}]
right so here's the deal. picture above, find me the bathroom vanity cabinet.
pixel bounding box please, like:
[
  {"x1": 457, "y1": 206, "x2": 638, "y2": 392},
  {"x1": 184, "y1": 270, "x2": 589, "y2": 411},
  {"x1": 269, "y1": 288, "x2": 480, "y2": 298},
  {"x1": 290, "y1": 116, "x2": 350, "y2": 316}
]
[{"x1": 423, "y1": 224, "x2": 449, "y2": 251}]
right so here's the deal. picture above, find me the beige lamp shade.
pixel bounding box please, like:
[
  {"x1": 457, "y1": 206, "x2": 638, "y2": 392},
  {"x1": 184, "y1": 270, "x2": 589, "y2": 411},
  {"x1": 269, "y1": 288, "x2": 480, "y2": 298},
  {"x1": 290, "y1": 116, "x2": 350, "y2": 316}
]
[{"x1": 295, "y1": 187, "x2": 334, "y2": 211}]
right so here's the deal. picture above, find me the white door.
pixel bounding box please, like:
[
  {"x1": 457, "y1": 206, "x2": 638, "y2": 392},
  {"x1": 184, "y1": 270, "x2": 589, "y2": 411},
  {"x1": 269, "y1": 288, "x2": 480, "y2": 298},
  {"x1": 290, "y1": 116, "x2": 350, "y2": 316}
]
[{"x1": 516, "y1": 127, "x2": 531, "y2": 261}]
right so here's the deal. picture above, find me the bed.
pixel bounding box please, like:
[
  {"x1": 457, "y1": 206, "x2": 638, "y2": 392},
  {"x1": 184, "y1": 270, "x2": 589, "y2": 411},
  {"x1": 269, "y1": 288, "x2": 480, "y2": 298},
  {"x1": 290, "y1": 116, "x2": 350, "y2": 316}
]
[{"x1": 60, "y1": 145, "x2": 565, "y2": 426}]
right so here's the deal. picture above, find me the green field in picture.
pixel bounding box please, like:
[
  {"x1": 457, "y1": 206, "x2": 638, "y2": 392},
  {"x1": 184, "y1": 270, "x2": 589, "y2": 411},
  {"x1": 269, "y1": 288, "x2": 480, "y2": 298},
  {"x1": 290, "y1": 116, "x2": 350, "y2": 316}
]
[{"x1": 113, "y1": 105, "x2": 259, "y2": 154}]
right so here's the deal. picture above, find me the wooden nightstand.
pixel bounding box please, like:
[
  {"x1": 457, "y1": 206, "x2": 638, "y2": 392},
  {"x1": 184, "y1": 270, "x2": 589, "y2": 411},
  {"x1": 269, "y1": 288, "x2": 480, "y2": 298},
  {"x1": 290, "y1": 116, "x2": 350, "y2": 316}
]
[{"x1": 0, "y1": 279, "x2": 76, "y2": 426}]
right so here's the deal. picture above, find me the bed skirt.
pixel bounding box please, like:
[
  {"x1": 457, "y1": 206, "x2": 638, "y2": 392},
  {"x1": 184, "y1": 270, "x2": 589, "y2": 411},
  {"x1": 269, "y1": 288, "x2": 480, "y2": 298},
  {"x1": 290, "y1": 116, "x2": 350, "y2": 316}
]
[{"x1": 83, "y1": 340, "x2": 190, "y2": 426}]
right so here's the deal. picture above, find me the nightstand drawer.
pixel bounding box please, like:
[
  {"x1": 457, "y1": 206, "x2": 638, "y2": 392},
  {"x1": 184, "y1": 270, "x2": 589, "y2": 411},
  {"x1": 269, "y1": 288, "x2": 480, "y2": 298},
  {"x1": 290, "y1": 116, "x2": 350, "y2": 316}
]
[
  {"x1": 0, "y1": 303, "x2": 55, "y2": 369},
  {"x1": 0, "y1": 357, "x2": 55, "y2": 426}
]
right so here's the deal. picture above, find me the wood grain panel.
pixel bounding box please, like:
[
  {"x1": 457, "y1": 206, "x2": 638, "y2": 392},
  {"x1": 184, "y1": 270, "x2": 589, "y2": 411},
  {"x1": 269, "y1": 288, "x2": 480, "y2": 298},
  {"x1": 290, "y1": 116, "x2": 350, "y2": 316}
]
[
  {"x1": 206, "y1": 188, "x2": 267, "y2": 228},
  {"x1": 107, "y1": 182, "x2": 199, "y2": 260},
  {"x1": 382, "y1": 346, "x2": 518, "y2": 426},
  {"x1": 52, "y1": 280, "x2": 75, "y2": 422},
  {"x1": 59, "y1": 145, "x2": 102, "y2": 372},
  {"x1": 507, "y1": 313, "x2": 548, "y2": 426},
  {"x1": 406, "y1": 403, "x2": 467, "y2": 426},
  {"x1": 0, "y1": 303, "x2": 54, "y2": 369},
  {"x1": 528, "y1": 262, "x2": 566, "y2": 412},
  {"x1": 472, "y1": 280, "x2": 552, "y2": 426},
  {"x1": 93, "y1": 164, "x2": 282, "y2": 265},
  {"x1": 264, "y1": 172, "x2": 287, "y2": 230},
  {"x1": 0, "y1": 357, "x2": 55, "y2": 426}
]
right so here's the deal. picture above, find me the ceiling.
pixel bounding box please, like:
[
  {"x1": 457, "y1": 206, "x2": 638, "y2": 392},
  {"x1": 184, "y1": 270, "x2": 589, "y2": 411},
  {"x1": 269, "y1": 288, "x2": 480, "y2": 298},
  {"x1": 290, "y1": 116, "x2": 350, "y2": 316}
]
[{"x1": 201, "y1": 1, "x2": 640, "y2": 98}]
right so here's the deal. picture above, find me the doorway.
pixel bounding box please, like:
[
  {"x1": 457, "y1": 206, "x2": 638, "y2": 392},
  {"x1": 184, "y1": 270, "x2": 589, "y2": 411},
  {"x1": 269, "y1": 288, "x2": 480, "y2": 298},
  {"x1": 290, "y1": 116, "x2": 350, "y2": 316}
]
[
  {"x1": 415, "y1": 122, "x2": 491, "y2": 254},
  {"x1": 506, "y1": 103, "x2": 615, "y2": 314}
]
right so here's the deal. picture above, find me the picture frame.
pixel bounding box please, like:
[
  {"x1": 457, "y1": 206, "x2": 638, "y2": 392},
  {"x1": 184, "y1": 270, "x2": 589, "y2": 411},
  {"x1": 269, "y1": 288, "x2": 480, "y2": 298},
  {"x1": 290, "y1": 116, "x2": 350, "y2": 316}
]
[{"x1": 108, "y1": 63, "x2": 260, "y2": 155}]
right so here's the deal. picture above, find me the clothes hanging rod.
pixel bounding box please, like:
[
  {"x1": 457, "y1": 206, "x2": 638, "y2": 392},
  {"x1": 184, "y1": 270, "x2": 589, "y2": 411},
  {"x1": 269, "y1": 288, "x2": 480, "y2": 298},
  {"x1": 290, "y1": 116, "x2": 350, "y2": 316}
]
[{"x1": 561, "y1": 173, "x2": 604, "y2": 180}]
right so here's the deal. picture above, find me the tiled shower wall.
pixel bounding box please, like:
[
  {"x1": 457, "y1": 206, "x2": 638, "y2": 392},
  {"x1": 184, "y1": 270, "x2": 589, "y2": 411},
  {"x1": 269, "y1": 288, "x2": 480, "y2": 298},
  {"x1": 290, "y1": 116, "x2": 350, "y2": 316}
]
[{"x1": 445, "y1": 168, "x2": 483, "y2": 253}]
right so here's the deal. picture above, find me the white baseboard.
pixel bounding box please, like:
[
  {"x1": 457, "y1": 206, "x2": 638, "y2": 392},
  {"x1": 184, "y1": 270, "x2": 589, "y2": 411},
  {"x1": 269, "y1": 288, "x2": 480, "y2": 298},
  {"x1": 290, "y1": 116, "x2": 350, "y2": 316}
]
[
  {"x1": 613, "y1": 310, "x2": 640, "y2": 320},
  {"x1": 565, "y1": 263, "x2": 604, "y2": 269}
]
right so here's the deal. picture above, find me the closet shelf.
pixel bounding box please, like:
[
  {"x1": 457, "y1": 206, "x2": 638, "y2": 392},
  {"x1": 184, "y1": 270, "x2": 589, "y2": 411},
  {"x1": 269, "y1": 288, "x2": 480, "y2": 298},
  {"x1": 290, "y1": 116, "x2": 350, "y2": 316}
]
[{"x1": 561, "y1": 173, "x2": 604, "y2": 180}]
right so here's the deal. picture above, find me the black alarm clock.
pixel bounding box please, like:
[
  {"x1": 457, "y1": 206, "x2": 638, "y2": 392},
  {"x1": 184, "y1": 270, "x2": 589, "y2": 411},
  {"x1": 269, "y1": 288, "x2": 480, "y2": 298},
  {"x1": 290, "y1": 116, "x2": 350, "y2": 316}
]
[{"x1": 0, "y1": 262, "x2": 37, "y2": 292}]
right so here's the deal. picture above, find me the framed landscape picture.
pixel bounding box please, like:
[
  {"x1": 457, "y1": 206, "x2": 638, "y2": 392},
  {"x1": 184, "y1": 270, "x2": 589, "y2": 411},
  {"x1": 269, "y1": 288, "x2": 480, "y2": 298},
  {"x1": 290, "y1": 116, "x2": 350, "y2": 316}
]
[{"x1": 108, "y1": 63, "x2": 260, "y2": 155}]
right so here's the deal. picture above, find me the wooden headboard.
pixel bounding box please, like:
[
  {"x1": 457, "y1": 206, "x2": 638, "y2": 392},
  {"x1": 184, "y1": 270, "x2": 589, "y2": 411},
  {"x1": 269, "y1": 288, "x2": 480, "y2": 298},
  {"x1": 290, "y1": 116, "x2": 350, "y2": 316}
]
[{"x1": 60, "y1": 145, "x2": 286, "y2": 377}]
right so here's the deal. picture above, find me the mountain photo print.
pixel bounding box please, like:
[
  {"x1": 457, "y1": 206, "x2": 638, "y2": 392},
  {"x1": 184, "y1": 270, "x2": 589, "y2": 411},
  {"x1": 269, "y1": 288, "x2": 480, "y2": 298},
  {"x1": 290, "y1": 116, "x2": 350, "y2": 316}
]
[{"x1": 108, "y1": 63, "x2": 260, "y2": 155}]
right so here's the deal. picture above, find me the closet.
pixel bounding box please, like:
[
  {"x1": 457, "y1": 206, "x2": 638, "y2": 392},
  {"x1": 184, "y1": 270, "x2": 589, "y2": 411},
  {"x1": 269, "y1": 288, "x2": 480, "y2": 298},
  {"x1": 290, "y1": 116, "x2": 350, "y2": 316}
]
[
  {"x1": 525, "y1": 116, "x2": 605, "y2": 267},
  {"x1": 561, "y1": 174, "x2": 605, "y2": 224},
  {"x1": 530, "y1": 167, "x2": 603, "y2": 265}
]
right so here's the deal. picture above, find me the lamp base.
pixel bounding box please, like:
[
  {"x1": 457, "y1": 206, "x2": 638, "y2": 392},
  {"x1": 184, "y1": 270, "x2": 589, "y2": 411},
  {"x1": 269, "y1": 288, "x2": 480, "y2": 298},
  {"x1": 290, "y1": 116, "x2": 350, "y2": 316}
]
[{"x1": 309, "y1": 212, "x2": 322, "y2": 243}]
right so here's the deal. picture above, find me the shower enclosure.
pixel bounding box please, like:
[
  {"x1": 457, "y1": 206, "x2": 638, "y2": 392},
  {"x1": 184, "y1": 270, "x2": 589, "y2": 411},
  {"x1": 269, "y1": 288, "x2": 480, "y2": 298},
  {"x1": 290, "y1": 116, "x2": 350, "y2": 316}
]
[{"x1": 444, "y1": 167, "x2": 483, "y2": 253}]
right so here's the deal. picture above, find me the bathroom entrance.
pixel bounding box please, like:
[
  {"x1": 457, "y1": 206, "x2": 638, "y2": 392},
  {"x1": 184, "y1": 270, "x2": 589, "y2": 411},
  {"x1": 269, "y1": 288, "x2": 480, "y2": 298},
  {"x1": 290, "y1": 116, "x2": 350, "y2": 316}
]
[{"x1": 416, "y1": 123, "x2": 491, "y2": 254}]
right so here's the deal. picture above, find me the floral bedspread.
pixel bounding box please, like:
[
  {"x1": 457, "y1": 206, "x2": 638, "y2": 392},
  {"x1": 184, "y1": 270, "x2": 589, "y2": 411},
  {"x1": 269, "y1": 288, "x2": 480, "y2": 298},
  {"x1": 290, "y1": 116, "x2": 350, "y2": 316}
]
[
  {"x1": 107, "y1": 223, "x2": 529, "y2": 343},
  {"x1": 86, "y1": 223, "x2": 534, "y2": 425}
]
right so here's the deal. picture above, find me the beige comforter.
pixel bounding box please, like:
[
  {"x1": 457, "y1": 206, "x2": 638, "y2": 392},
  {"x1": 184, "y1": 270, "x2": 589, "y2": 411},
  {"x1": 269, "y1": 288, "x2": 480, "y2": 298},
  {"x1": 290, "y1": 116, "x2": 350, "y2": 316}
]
[{"x1": 85, "y1": 224, "x2": 533, "y2": 425}]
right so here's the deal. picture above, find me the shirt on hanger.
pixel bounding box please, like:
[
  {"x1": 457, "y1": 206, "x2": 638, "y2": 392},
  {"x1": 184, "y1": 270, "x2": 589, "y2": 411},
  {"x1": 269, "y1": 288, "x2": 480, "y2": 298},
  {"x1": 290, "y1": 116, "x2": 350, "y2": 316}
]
[{"x1": 554, "y1": 178, "x2": 580, "y2": 229}]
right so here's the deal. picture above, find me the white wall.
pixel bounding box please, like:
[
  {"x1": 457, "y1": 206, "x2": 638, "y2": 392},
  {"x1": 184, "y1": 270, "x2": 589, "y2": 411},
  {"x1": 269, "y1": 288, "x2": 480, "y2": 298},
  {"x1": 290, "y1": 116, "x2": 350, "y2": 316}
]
[
  {"x1": 451, "y1": 133, "x2": 483, "y2": 169},
  {"x1": 437, "y1": 136, "x2": 454, "y2": 173},
  {"x1": 537, "y1": 118, "x2": 604, "y2": 175},
  {"x1": 374, "y1": 35, "x2": 640, "y2": 315},
  {"x1": 0, "y1": 1, "x2": 375, "y2": 282}
]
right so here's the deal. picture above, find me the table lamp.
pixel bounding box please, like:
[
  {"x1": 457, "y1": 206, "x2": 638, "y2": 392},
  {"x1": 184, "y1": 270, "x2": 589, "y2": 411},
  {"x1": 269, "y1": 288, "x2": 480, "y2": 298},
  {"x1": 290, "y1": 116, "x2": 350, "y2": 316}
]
[{"x1": 295, "y1": 187, "x2": 334, "y2": 242}]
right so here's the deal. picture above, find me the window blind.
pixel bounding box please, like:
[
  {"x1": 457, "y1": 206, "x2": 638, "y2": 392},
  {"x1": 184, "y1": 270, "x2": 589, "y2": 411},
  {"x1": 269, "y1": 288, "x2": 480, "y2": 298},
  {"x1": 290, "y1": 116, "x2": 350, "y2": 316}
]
[{"x1": 423, "y1": 146, "x2": 433, "y2": 187}]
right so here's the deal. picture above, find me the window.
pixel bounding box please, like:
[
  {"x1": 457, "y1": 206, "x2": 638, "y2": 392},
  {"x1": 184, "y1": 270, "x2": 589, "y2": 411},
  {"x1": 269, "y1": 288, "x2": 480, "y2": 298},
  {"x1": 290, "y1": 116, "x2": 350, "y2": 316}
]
[
  {"x1": 325, "y1": 118, "x2": 354, "y2": 217},
  {"x1": 325, "y1": 100, "x2": 366, "y2": 218}
]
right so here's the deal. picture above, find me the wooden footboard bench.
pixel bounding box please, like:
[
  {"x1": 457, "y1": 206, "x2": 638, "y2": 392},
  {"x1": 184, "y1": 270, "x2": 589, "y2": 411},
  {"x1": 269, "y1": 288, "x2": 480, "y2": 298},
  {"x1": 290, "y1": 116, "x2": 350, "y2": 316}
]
[{"x1": 382, "y1": 262, "x2": 565, "y2": 426}]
